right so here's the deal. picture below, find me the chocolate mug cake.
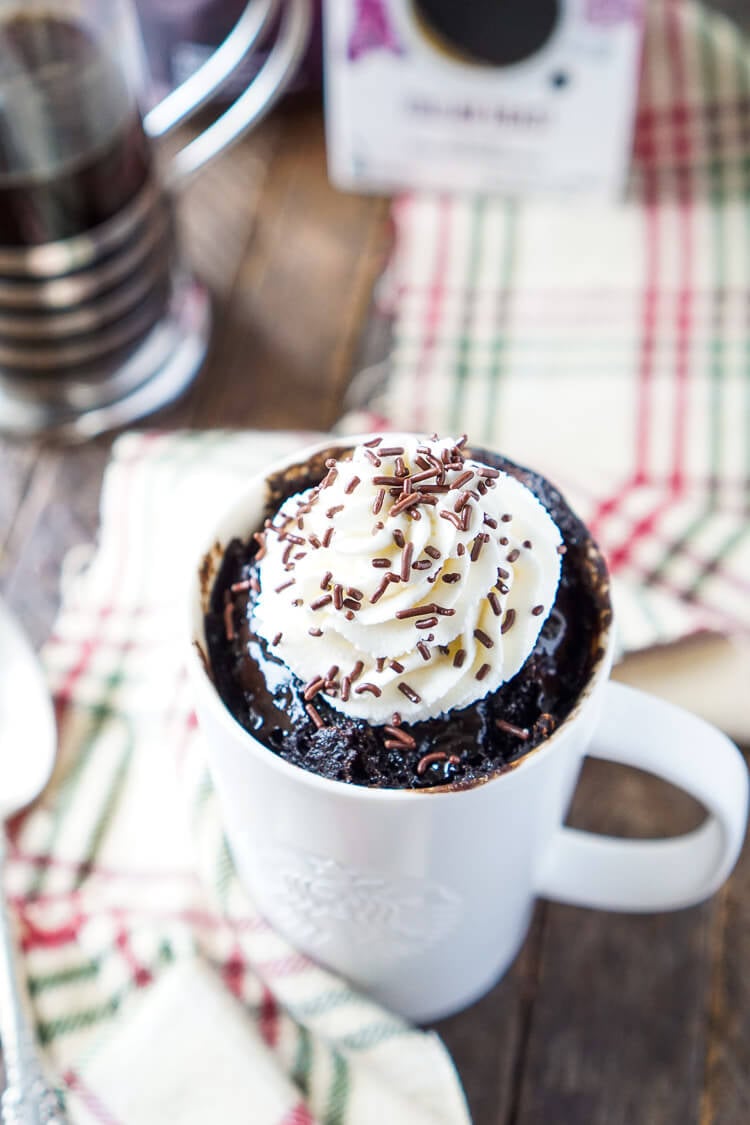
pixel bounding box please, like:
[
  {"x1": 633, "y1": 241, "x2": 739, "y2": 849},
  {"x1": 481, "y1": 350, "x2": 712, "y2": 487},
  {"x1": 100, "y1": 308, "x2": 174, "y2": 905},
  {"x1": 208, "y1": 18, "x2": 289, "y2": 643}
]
[{"x1": 204, "y1": 434, "x2": 610, "y2": 789}]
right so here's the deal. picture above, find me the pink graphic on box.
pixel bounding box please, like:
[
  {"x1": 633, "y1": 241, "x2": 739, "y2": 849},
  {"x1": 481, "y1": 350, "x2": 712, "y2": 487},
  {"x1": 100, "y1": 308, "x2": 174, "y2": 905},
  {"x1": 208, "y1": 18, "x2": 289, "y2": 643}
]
[
  {"x1": 585, "y1": 0, "x2": 643, "y2": 25},
  {"x1": 348, "y1": 0, "x2": 405, "y2": 61}
]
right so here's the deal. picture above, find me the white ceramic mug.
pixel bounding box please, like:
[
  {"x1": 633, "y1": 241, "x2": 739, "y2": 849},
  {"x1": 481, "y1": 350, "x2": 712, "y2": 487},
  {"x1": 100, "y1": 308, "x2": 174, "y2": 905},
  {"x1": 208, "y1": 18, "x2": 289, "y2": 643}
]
[{"x1": 188, "y1": 437, "x2": 749, "y2": 1023}]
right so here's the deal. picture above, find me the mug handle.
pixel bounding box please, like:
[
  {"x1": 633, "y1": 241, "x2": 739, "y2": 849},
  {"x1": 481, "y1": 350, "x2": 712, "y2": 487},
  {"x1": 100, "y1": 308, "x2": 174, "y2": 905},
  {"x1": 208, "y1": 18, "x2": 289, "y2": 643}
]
[
  {"x1": 143, "y1": 0, "x2": 312, "y2": 185},
  {"x1": 535, "y1": 682, "x2": 748, "y2": 911}
]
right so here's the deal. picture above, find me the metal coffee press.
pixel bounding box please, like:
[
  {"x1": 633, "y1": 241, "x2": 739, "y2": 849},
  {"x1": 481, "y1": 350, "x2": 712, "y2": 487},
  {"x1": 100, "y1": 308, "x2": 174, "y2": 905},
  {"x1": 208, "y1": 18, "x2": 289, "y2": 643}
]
[{"x1": 0, "y1": 0, "x2": 311, "y2": 440}]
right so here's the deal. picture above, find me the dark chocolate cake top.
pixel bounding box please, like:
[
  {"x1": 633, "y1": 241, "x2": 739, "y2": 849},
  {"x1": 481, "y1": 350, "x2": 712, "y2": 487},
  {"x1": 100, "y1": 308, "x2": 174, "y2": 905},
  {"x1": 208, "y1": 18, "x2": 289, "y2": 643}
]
[{"x1": 205, "y1": 434, "x2": 611, "y2": 789}]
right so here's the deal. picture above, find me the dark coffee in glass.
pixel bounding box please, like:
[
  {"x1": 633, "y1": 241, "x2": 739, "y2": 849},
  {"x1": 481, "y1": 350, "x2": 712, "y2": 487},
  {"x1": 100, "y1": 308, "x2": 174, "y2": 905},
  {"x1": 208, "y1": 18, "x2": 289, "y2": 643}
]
[{"x1": 0, "y1": 12, "x2": 152, "y2": 247}]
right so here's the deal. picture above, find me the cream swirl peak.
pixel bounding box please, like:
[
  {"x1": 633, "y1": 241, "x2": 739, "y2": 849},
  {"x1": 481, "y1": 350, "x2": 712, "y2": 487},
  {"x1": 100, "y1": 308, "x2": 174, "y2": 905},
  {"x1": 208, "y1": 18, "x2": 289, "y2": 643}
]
[{"x1": 252, "y1": 435, "x2": 564, "y2": 723}]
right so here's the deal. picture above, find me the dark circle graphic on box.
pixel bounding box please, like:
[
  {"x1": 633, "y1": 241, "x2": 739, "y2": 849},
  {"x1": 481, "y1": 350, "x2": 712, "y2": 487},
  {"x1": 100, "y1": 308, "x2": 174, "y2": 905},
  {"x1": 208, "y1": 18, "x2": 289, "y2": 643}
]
[{"x1": 412, "y1": 0, "x2": 561, "y2": 68}]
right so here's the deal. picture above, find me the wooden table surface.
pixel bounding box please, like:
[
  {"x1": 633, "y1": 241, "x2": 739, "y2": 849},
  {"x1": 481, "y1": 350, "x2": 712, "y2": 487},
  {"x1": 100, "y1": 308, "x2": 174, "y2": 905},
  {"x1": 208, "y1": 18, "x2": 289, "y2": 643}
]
[{"x1": 1, "y1": 100, "x2": 749, "y2": 1125}]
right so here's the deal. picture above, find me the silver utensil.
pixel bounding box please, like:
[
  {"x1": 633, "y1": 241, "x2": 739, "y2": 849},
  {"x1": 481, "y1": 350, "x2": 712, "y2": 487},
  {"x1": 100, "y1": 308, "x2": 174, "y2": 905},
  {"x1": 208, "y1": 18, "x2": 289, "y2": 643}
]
[{"x1": 0, "y1": 601, "x2": 69, "y2": 1124}]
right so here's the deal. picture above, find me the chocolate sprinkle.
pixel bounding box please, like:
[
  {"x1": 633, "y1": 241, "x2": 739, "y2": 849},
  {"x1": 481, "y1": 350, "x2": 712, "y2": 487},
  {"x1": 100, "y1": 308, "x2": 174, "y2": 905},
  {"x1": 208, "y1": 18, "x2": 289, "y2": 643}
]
[
  {"x1": 372, "y1": 558, "x2": 391, "y2": 568},
  {"x1": 390, "y1": 493, "x2": 421, "y2": 516},
  {"x1": 453, "y1": 649, "x2": 466, "y2": 668},
  {"x1": 452, "y1": 470, "x2": 474, "y2": 490},
  {"x1": 305, "y1": 703, "x2": 326, "y2": 729},
  {"x1": 303, "y1": 677, "x2": 326, "y2": 701},
  {"x1": 373, "y1": 489, "x2": 386, "y2": 515},
  {"x1": 470, "y1": 534, "x2": 488, "y2": 562},
  {"x1": 495, "y1": 718, "x2": 530, "y2": 741},
  {"x1": 440, "y1": 511, "x2": 463, "y2": 531},
  {"x1": 311, "y1": 595, "x2": 333, "y2": 611},
  {"x1": 396, "y1": 603, "x2": 437, "y2": 619},
  {"x1": 417, "y1": 641, "x2": 431, "y2": 661},
  {"x1": 390, "y1": 660, "x2": 404, "y2": 673},
  {"x1": 308, "y1": 627, "x2": 323, "y2": 637},
  {"x1": 384, "y1": 725, "x2": 416, "y2": 749},
  {"x1": 398, "y1": 683, "x2": 421, "y2": 704},
  {"x1": 417, "y1": 751, "x2": 448, "y2": 776},
  {"x1": 275, "y1": 579, "x2": 295, "y2": 594},
  {"x1": 355, "y1": 683, "x2": 382, "y2": 697},
  {"x1": 223, "y1": 602, "x2": 235, "y2": 642},
  {"x1": 476, "y1": 663, "x2": 491, "y2": 681},
  {"x1": 488, "y1": 592, "x2": 502, "y2": 616},
  {"x1": 345, "y1": 476, "x2": 361, "y2": 494},
  {"x1": 416, "y1": 616, "x2": 439, "y2": 629},
  {"x1": 474, "y1": 628, "x2": 494, "y2": 649},
  {"x1": 506, "y1": 549, "x2": 521, "y2": 563},
  {"x1": 272, "y1": 632, "x2": 282, "y2": 645},
  {"x1": 370, "y1": 576, "x2": 391, "y2": 604},
  {"x1": 410, "y1": 468, "x2": 440, "y2": 484},
  {"x1": 401, "y1": 541, "x2": 414, "y2": 581},
  {"x1": 230, "y1": 579, "x2": 254, "y2": 593},
  {"x1": 501, "y1": 609, "x2": 516, "y2": 634}
]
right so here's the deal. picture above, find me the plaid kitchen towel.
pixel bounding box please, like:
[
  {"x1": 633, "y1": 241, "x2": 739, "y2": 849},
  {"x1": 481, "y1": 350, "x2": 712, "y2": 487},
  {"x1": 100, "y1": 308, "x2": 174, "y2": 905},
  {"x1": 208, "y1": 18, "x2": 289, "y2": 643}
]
[
  {"x1": 6, "y1": 431, "x2": 470, "y2": 1125},
  {"x1": 345, "y1": 0, "x2": 750, "y2": 653}
]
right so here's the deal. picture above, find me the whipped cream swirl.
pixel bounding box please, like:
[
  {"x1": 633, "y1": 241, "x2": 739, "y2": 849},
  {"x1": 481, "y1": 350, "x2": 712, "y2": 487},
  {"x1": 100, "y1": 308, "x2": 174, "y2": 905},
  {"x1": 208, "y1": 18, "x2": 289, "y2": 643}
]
[{"x1": 253, "y1": 435, "x2": 563, "y2": 724}]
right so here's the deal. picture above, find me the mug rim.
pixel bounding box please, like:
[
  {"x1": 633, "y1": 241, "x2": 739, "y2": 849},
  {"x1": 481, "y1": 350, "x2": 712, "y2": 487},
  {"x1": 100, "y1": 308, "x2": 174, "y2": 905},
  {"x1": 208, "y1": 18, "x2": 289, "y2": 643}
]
[{"x1": 188, "y1": 432, "x2": 615, "y2": 802}]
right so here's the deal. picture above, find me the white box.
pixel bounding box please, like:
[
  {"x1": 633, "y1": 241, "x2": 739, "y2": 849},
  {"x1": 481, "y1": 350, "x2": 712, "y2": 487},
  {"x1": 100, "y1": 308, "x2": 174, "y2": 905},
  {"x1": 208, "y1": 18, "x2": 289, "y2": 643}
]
[{"x1": 324, "y1": 0, "x2": 644, "y2": 199}]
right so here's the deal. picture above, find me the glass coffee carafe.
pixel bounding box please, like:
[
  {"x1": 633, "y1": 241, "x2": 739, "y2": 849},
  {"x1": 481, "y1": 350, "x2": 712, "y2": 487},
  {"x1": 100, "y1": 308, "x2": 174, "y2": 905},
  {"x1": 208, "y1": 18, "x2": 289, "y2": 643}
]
[{"x1": 0, "y1": 0, "x2": 311, "y2": 439}]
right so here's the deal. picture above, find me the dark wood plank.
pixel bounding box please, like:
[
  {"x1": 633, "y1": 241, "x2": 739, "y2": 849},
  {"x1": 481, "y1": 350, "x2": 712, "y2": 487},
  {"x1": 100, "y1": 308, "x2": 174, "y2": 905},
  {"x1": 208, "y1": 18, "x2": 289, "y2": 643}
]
[
  {"x1": 175, "y1": 116, "x2": 282, "y2": 301},
  {"x1": 185, "y1": 101, "x2": 389, "y2": 431},
  {"x1": 0, "y1": 441, "x2": 112, "y2": 648},
  {"x1": 0, "y1": 442, "x2": 39, "y2": 552},
  {"x1": 702, "y1": 782, "x2": 750, "y2": 1125},
  {"x1": 514, "y1": 759, "x2": 716, "y2": 1125},
  {"x1": 432, "y1": 909, "x2": 547, "y2": 1125}
]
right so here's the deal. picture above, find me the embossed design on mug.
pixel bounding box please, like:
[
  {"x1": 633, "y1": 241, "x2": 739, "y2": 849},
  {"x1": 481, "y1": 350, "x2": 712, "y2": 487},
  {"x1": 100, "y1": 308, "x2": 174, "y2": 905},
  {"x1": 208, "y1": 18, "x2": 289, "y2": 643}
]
[{"x1": 261, "y1": 845, "x2": 463, "y2": 958}]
